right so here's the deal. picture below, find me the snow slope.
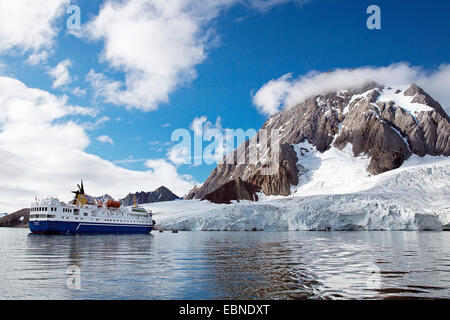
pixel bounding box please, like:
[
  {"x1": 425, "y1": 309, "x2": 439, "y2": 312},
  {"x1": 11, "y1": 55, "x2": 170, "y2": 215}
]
[{"x1": 144, "y1": 153, "x2": 450, "y2": 231}]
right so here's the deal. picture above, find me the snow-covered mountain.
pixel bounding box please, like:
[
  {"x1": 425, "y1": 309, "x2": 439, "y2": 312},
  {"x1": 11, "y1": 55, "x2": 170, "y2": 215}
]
[
  {"x1": 166, "y1": 82, "x2": 450, "y2": 231},
  {"x1": 187, "y1": 83, "x2": 449, "y2": 201}
]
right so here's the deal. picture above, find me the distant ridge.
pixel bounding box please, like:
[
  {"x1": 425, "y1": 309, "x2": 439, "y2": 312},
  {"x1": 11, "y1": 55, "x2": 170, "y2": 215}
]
[{"x1": 121, "y1": 186, "x2": 181, "y2": 206}]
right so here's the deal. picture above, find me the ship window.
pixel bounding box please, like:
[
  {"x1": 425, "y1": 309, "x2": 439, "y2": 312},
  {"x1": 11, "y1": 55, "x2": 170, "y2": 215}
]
[
  {"x1": 47, "y1": 215, "x2": 55, "y2": 218},
  {"x1": 84, "y1": 213, "x2": 88, "y2": 217}
]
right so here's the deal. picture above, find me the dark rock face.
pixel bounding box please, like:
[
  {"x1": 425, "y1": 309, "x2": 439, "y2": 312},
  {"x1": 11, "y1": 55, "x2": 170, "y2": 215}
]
[
  {"x1": 187, "y1": 83, "x2": 449, "y2": 200},
  {"x1": 121, "y1": 186, "x2": 181, "y2": 206},
  {"x1": 184, "y1": 184, "x2": 201, "y2": 200},
  {"x1": 246, "y1": 143, "x2": 299, "y2": 196},
  {"x1": 202, "y1": 178, "x2": 260, "y2": 204},
  {"x1": 0, "y1": 208, "x2": 30, "y2": 228}
]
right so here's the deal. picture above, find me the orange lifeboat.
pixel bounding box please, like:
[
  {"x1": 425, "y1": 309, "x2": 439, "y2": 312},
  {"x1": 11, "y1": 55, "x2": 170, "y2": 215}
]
[{"x1": 106, "y1": 200, "x2": 121, "y2": 208}]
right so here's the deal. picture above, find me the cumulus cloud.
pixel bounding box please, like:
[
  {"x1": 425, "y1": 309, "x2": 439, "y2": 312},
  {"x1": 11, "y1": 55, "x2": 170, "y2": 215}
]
[
  {"x1": 252, "y1": 63, "x2": 450, "y2": 116},
  {"x1": 97, "y1": 135, "x2": 114, "y2": 145},
  {"x1": 83, "y1": 0, "x2": 214, "y2": 110},
  {"x1": 0, "y1": 0, "x2": 69, "y2": 53},
  {"x1": 83, "y1": 0, "x2": 308, "y2": 111},
  {"x1": 0, "y1": 76, "x2": 196, "y2": 212},
  {"x1": 48, "y1": 59, "x2": 73, "y2": 89}
]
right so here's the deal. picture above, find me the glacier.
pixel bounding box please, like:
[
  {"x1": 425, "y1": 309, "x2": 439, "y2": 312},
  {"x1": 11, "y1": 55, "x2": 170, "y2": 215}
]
[{"x1": 144, "y1": 153, "x2": 450, "y2": 231}]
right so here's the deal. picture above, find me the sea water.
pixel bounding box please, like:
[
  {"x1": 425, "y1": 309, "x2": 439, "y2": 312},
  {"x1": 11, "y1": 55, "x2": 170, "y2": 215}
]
[{"x1": 0, "y1": 228, "x2": 449, "y2": 299}]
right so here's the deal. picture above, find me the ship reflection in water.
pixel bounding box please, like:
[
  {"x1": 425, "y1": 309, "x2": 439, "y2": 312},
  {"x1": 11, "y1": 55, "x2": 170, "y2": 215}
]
[{"x1": 0, "y1": 229, "x2": 449, "y2": 299}]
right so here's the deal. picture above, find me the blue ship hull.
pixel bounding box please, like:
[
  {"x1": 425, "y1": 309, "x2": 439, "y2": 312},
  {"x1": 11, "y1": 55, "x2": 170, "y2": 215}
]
[{"x1": 29, "y1": 220, "x2": 155, "y2": 234}]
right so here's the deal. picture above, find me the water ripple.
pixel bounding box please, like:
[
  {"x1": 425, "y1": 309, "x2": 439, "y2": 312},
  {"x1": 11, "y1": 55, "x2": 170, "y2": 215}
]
[{"x1": 0, "y1": 229, "x2": 449, "y2": 299}]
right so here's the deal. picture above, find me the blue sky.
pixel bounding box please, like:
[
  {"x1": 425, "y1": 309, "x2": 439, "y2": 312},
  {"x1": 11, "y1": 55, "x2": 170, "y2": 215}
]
[{"x1": 0, "y1": 0, "x2": 449, "y2": 210}]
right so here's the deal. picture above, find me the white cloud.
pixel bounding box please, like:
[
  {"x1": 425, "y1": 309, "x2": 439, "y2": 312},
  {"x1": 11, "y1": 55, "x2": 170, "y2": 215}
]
[
  {"x1": 81, "y1": 116, "x2": 110, "y2": 131},
  {"x1": 72, "y1": 87, "x2": 87, "y2": 97},
  {"x1": 0, "y1": 0, "x2": 69, "y2": 53},
  {"x1": 190, "y1": 116, "x2": 208, "y2": 136},
  {"x1": 252, "y1": 73, "x2": 293, "y2": 115},
  {"x1": 0, "y1": 76, "x2": 196, "y2": 212},
  {"x1": 97, "y1": 135, "x2": 114, "y2": 145},
  {"x1": 189, "y1": 116, "x2": 222, "y2": 136},
  {"x1": 26, "y1": 50, "x2": 52, "y2": 66},
  {"x1": 83, "y1": 0, "x2": 213, "y2": 111},
  {"x1": 167, "y1": 145, "x2": 192, "y2": 165},
  {"x1": 83, "y1": 0, "x2": 307, "y2": 111},
  {"x1": 252, "y1": 63, "x2": 450, "y2": 116},
  {"x1": 48, "y1": 59, "x2": 73, "y2": 89}
]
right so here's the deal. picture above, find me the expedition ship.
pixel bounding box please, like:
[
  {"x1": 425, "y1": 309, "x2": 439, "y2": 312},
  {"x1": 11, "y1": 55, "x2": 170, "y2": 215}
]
[{"x1": 29, "y1": 181, "x2": 156, "y2": 234}]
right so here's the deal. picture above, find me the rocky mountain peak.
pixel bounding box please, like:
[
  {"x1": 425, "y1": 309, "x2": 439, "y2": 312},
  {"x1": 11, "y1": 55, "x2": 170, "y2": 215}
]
[
  {"x1": 187, "y1": 83, "x2": 449, "y2": 202},
  {"x1": 404, "y1": 83, "x2": 449, "y2": 120}
]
